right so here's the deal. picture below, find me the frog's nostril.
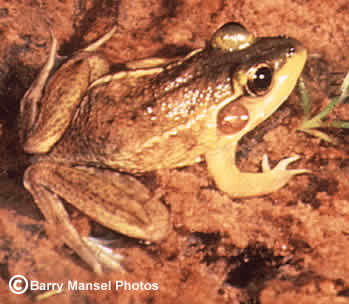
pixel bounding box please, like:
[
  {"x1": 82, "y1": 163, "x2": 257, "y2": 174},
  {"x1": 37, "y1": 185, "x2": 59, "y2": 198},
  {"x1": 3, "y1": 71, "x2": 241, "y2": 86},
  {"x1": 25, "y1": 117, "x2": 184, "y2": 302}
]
[{"x1": 288, "y1": 46, "x2": 296, "y2": 55}]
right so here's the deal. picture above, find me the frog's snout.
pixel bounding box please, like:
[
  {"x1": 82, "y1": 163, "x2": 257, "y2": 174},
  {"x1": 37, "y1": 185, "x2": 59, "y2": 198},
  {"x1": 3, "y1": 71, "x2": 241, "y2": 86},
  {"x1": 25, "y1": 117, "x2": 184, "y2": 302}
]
[{"x1": 286, "y1": 38, "x2": 307, "y2": 63}]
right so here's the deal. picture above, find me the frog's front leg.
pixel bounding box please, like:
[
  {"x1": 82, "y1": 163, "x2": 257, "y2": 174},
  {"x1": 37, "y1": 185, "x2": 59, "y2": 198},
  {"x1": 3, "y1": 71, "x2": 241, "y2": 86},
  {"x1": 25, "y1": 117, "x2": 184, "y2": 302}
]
[
  {"x1": 205, "y1": 144, "x2": 309, "y2": 197},
  {"x1": 23, "y1": 162, "x2": 169, "y2": 274},
  {"x1": 19, "y1": 28, "x2": 115, "y2": 154}
]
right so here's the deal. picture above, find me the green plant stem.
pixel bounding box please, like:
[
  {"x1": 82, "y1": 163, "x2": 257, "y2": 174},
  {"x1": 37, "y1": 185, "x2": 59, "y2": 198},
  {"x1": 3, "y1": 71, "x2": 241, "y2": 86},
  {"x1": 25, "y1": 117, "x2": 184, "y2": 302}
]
[{"x1": 299, "y1": 71, "x2": 349, "y2": 131}]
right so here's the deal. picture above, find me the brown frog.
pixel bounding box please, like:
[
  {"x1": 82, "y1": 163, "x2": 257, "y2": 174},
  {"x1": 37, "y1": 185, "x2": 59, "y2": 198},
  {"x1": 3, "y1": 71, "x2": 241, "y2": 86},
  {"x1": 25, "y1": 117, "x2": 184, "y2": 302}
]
[{"x1": 19, "y1": 23, "x2": 307, "y2": 274}]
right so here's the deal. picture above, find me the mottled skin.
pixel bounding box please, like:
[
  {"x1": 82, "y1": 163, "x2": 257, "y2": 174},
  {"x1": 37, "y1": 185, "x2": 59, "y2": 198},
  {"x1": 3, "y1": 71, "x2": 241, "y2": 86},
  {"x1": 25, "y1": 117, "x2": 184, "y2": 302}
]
[{"x1": 19, "y1": 23, "x2": 307, "y2": 274}]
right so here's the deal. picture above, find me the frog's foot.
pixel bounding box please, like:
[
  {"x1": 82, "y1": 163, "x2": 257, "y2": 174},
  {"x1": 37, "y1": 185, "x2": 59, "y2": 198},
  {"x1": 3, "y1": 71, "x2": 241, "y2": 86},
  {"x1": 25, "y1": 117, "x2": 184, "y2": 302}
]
[
  {"x1": 206, "y1": 149, "x2": 310, "y2": 198},
  {"x1": 19, "y1": 32, "x2": 58, "y2": 142},
  {"x1": 83, "y1": 26, "x2": 117, "y2": 52},
  {"x1": 83, "y1": 237, "x2": 125, "y2": 273},
  {"x1": 261, "y1": 154, "x2": 310, "y2": 174},
  {"x1": 259, "y1": 154, "x2": 311, "y2": 192}
]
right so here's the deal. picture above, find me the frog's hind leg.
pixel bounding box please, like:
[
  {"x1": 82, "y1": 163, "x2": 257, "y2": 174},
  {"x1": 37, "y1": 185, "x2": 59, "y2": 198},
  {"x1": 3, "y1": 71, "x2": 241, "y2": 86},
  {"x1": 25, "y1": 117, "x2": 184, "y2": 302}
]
[
  {"x1": 82, "y1": 237, "x2": 125, "y2": 272},
  {"x1": 19, "y1": 32, "x2": 58, "y2": 145},
  {"x1": 24, "y1": 161, "x2": 169, "y2": 274},
  {"x1": 19, "y1": 29, "x2": 114, "y2": 155},
  {"x1": 83, "y1": 26, "x2": 116, "y2": 52},
  {"x1": 24, "y1": 163, "x2": 105, "y2": 274}
]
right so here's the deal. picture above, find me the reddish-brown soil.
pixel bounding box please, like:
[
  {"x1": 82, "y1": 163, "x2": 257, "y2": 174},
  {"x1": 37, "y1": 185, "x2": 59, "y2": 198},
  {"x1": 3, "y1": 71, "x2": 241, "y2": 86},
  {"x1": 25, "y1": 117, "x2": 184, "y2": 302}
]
[{"x1": 0, "y1": 1, "x2": 348, "y2": 303}]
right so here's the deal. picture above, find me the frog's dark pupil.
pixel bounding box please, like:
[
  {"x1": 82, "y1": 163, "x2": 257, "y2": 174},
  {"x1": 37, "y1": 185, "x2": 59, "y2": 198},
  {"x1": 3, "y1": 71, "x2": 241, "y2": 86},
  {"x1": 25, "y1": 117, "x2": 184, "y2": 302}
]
[{"x1": 248, "y1": 66, "x2": 273, "y2": 95}]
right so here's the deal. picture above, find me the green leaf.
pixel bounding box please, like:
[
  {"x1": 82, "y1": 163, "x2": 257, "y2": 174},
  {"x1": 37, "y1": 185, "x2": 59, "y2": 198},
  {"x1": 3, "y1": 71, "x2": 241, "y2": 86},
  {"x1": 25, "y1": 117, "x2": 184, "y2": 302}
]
[{"x1": 297, "y1": 70, "x2": 349, "y2": 143}]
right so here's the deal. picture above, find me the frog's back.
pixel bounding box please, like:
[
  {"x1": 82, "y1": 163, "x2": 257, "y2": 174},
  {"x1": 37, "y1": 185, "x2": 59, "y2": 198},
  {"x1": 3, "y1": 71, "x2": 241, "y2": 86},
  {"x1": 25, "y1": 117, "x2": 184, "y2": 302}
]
[{"x1": 52, "y1": 49, "x2": 237, "y2": 172}]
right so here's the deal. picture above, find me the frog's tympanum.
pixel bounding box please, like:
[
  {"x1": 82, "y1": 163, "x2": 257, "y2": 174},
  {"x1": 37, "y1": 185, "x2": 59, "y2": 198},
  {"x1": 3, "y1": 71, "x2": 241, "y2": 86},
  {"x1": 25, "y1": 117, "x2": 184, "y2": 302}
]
[{"x1": 19, "y1": 23, "x2": 308, "y2": 274}]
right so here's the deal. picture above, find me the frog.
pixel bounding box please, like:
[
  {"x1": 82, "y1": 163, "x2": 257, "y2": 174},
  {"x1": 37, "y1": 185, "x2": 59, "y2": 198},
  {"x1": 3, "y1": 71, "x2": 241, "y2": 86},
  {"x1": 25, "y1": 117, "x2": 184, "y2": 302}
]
[{"x1": 19, "y1": 22, "x2": 308, "y2": 274}]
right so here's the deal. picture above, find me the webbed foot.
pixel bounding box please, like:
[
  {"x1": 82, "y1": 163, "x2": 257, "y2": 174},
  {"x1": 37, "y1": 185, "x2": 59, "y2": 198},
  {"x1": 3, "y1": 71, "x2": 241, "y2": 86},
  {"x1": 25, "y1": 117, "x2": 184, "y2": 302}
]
[{"x1": 83, "y1": 236, "x2": 126, "y2": 273}]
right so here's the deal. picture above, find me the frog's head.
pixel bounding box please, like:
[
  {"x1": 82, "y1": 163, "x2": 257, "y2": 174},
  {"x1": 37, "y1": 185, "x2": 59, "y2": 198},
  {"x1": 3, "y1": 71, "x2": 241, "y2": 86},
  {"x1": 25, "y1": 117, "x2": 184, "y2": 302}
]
[{"x1": 207, "y1": 22, "x2": 307, "y2": 147}]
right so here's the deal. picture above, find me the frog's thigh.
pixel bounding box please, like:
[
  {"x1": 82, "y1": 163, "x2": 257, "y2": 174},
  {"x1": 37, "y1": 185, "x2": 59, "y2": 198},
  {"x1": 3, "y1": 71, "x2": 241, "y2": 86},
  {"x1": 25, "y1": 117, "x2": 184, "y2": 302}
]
[
  {"x1": 22, "y1": 53, "x2": 110, "y2": 154},
  {"x1": 24, "y1": 162, "x2": 169, "y2": 271}
]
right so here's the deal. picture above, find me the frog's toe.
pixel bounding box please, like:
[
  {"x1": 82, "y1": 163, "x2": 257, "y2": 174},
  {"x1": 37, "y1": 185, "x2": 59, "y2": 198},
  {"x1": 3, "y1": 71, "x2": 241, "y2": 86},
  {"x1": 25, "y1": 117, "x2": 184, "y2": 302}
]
[
  {"x1": 262, "y1": 154, "x2": 310, "y2": 179},
  {"x1": 262, "y1": 154, "x2": 272, "y2": 171},
  {"x1": 269, "y1": 154, "x2": 311, "y2": 176},
  {"x1": 274, "y1": 155, "x2": 301, "y2": 170},
  {"x1": 83, "y1": 236, "x2": 125, "y2": 273}
]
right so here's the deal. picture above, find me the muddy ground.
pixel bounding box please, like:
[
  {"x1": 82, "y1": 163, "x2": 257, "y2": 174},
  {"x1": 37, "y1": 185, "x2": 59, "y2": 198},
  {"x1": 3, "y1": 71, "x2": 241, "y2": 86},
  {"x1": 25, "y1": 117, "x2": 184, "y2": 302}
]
[{"x1": 0, "y1": 0, "x2": 349, "y2": 303}]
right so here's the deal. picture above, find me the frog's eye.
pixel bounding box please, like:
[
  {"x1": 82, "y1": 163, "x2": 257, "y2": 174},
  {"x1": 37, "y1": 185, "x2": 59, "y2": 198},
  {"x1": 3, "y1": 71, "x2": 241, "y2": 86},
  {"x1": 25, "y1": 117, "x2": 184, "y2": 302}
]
[{"x1": 246, "y1": 64, "x2": 274, "y2": 96}]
